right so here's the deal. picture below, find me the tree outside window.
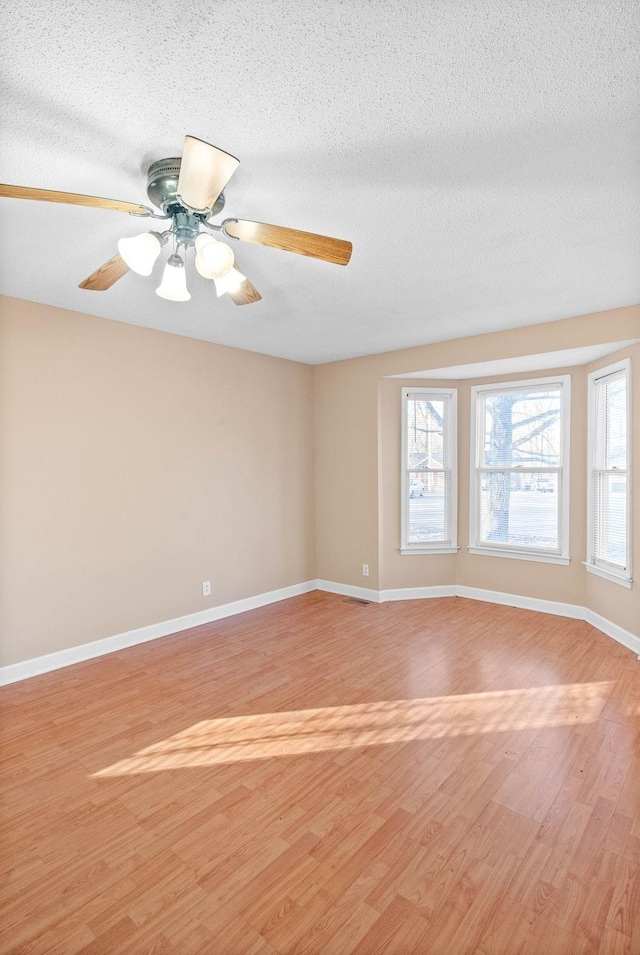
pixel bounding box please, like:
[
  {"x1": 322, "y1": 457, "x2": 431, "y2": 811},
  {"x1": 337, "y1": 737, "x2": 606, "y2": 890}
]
[{"x1": 471, "y1": 377, "x2": 570, "y2": 562}]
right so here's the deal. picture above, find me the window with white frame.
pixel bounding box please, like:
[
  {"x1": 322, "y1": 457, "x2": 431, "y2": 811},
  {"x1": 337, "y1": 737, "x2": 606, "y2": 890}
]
[
  {"x1": 401, "y1": 388, "x2": 457, "y2": 554},
  {"x1": 586, "y1": 359, "x2": 632, "y2": 587},
  {"x1": 469, "y1": 376, "x2": 571, "y2": 564}
]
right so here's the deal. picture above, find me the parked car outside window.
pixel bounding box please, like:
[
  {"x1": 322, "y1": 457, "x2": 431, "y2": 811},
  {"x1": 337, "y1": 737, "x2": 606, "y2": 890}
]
[{"x1": 409, "y1": 479, "x2": 426, "y2": 497}]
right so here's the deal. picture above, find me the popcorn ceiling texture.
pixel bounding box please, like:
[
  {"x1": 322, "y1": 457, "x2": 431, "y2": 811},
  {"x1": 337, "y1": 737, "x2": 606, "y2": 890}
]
[{"x1": 0, "y1": 0, "x2": 638, "y2": 363}]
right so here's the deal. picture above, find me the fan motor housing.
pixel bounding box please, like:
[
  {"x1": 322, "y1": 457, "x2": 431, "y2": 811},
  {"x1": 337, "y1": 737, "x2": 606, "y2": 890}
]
[{"x1": 146, "y1": 158, "x2": 225, "y2": 218}]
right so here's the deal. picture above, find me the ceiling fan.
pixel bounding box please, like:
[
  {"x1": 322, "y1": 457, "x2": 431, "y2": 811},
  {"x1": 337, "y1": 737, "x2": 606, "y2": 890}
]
[{"x1": 0, "y1": 135, "x2": 352, "y2": 306}]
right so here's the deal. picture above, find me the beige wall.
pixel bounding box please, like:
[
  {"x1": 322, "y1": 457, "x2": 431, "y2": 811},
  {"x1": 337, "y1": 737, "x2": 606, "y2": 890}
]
[
  {"x1": 315, "y1": 305, "x2": 640, "y2": 634},
  {"x1": 0, "y1": 297, "x2": 316, "y2": 667},
  {"x1": 2, "y1": 299, "x2": 638, "y2": 670},
  {"x1": 314, "y1": 361, "x2": 380, "y2": 586}
]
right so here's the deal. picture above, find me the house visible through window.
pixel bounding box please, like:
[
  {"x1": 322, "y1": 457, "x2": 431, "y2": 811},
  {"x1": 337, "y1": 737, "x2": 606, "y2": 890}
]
[
  {"x1": 586, "y1": 359, "x2": 632, "y2": 587},
  {"x1": 469, "y1": 376, "x2": 571, "y2": 564},
  {"x1": 401, "y1": 388, "x2": 457, "y2": 555}
]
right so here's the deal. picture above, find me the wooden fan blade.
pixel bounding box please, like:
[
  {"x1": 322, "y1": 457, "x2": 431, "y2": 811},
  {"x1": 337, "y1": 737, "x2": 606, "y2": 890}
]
[
  {"x1": 78, "y1": 253, "x2": 129, "y2": 291},
  {"x1": 224, "y1": 219, "x2": 352, "y2": 266},
  {"x1": 228, "y1": 265, "x2": 262, "y2": 306},
  {"x1": 0, "y1": 184, "x2": 148, "y2": 214},
  {"x1": 177, "y1": 136, "x2": 239, "y2": 213}
]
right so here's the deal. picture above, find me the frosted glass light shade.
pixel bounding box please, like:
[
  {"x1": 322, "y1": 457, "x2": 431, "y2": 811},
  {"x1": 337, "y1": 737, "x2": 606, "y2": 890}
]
[
  {"x1": 155, "y1": 255, "x2": 191, "y2": 301},
  {"x1": 195, "y1": 237, "x2": 235, "y2": 279},
  {"x1": 194, "y1": 233, "x2": 217, "y2": 253},
  {"x1": 117, "y1": 232, "x2": 161, "y2": 275},
  {"x1": 214, "y1": 267, "x2": 245, "y2": 297}
]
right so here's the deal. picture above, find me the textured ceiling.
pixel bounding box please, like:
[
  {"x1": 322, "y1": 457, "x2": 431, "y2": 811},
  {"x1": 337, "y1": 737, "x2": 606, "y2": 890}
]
[{"x1": 1, "y1": 0, "x2": 638, "y2": 364}]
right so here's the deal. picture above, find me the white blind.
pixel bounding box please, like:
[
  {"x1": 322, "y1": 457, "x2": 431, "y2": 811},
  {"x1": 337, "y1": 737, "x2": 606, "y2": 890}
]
[{"x1": 591, "y1": 369, "x2": 628, "y2": 569}]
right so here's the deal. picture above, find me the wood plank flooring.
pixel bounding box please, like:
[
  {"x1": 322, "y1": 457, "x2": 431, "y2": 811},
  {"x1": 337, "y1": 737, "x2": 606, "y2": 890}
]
[{"x1": 1, "y1": 592, "x2": 639, "y2": 954}]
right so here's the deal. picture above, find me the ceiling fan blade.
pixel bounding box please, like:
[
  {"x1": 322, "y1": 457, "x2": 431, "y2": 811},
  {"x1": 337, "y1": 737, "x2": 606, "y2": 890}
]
[
  {"x1": 228, "y1": 265, "x2": 262, "y2": 306},
  {"x1": 177, "y1": 136, "x2": 239, "y2": 213},
  {"x1": 78, "y1": 253, "x2": 129, "y2": 291},
  {"x1": 0, "y1": 183, "x2": 149, "y2": 214},
  {"x1": 224, "y1": 219, "x2": 352, "y2": 266}
]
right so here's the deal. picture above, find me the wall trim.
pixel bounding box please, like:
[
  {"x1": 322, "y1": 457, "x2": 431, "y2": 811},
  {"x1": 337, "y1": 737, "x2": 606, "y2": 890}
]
[
  {"x1": 0, "y1": 580, "x2": 318, "y2": 687},
  {"x1": 318, "y1": 581, "x2": 639, "y2": 658},
  {"x1": 454, "y1": 585, "x2": 585, "y2": 620},
  {"x1": 584, "y1": 609, "x2": 640, "y2": 658},
  {"x1": 3, "y1": 578, "x2": 637, "y2": 686},
  {"x1": 315, "y1": 579, "x2": 383, "y2": 603},
  {"x1": 379, "y1": 585, "x2": 457, "y2": 601}
]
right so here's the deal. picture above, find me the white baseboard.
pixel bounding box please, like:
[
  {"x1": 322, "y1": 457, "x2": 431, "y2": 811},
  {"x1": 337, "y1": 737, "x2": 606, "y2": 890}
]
[
  {"x1": 3, "y1": 577, "x2": 637, "y2": 686},
  {"x1": 0, "y1": 580, "x2": 317, "y2": 686},
  {"x1": 316, "y1": 581, "x2": 639, "y2": 660},
  {"x1": 379, "y1": 585, "x2": 457, "y2": 601},
  {"x1": 453, "y1": 588, "x2": 639, "y2": 656},
  {"x1": 584, "y1": 609, "x2": 640, "y2": 658},
  {"x1": 455, "y1": 585, "x2": 585, "y2": 620},
  {"x1": 315, "y1": 579, "x2": 382, "y2": 603}
]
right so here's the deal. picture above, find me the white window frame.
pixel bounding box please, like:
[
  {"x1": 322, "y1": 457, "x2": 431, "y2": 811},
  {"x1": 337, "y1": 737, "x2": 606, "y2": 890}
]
[
  {"x1": 469, "y1": 375, "x2": 571, "y2": 565},
  {"x1": 585, "y1": 358, "x2": 632, "y2": 588},
  {"x1": 401, "y1": 387, "x2": 458, "y2": 555}
]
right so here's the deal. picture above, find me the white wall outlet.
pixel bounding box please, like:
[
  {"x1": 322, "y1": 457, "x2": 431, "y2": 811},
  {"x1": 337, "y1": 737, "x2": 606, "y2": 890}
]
[
  {"x1": 362, "y1": 564, "x2": 369, "y2": 577},
  {"x1": 201, "y1": 580, "x2": 211, "y2": 597}
]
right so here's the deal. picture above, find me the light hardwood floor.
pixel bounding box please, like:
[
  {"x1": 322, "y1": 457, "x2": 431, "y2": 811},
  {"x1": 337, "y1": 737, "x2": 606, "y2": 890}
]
[{"x1": 1, "y1": 593, "x2": 639, "y2": 954}]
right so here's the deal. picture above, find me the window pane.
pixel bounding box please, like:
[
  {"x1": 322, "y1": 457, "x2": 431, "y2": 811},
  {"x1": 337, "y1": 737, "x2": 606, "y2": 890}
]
[
  {"x1": 595, "y1": 374, "x2": 627, "y2": 469},
  {"x1": 479, "y1": 472, "x2": 559, "y2": 550},
  {"x1": 593, "y1": 472, "x2": 627, "y2": 567},
  {"x1": 408, "y1": 471, "x2": 449, "y2": 543},
  {"x1": 482, "y1": 388, "x2": 562, "y2": 468},
  {"x1": 407, "y1": 398, "x2": 445, "y2": 469}
]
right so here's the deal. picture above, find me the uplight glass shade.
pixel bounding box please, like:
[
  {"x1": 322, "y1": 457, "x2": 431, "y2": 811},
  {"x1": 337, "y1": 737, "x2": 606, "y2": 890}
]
[
  {"x1": 155, "y1": 255, "x2": 191, "y2": 301},
  {"x1": 194, "y1": 233, "x2": 217, "y2": 253},
  {"x1": 117, "y1": 232, "x2": 161, "y2": 276},
  {"x1": 194, "y1": 236, "x2": 235, "y2": 279},
  {"x1": 214, "y1": 267, "x2": 245, "y2": 297}
]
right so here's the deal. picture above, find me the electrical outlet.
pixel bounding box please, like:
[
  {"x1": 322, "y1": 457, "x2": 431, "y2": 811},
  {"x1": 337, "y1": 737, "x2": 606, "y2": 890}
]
[
  {"x1": 362, "y1": 564, "x2": 369, "y2": 577},
  {"x1": 202, "y1": 580, "x2": 211, "y2": 597}
]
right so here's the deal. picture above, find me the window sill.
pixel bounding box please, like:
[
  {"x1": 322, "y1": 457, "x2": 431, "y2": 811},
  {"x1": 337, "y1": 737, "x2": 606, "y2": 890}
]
[
  {"x1": 584, "y1": 562, "x2": 633, "y2": 589},
  {"x1": 468, "y1": 546, "x2": 570, "y2": 566},
  {"x1": 400, "y1": 546, "x2": 459, "y2": 556}
]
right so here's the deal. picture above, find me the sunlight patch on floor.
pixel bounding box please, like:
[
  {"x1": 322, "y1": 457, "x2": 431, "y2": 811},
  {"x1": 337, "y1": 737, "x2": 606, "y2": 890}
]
[{"x1": 93, "y1": 681, "x2": 613, "y2": 776}]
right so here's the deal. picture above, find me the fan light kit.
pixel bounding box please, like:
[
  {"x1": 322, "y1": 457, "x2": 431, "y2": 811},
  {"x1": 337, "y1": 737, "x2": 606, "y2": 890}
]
[{"x1": 0, "y1": 135, "x2": 352, "y2": 307}]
